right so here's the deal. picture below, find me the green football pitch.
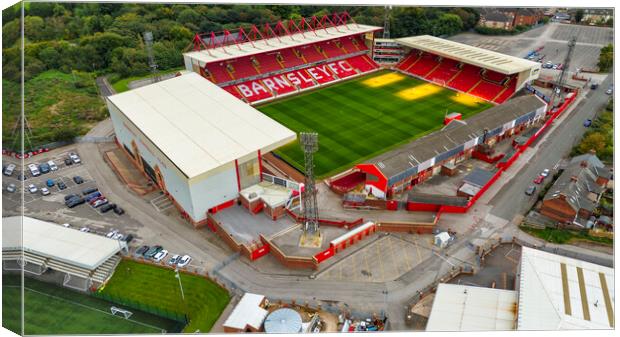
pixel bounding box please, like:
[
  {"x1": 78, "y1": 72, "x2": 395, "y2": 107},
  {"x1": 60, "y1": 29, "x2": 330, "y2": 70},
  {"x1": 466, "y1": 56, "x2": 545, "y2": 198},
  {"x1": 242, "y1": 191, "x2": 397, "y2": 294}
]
[
  {"x1": 2, "y1": 275, "x2": 180, "y2": 335},
  {"x1": 257, "y1": 70, "x2": 494, "y2": 178}
]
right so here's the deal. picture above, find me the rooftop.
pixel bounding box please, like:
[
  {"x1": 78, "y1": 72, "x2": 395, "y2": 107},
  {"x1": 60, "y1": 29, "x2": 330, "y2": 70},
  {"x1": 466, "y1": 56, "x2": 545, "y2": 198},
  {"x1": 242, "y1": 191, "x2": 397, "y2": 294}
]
[
  {"x1": 223, "y1": 293, "x2": 268, "y2": 331},
  {"x1": 426, "y1": 283, "x2": 518, "y2": 331},
  {"x1": 396, "y1": 35, "x2": 541, "y2": 74},
  {"x1": 517, "y1": 247, "x2": 615, "y2": 330},
  {"x1": 2, "y1": 216, "x2": 123, "y2": 270},
  {"x1": 184, "y1": 23, "x2": 381, "y2": 65},
  {"x1": 106, "y1": 73, "x2": 296, "y2": 180}
]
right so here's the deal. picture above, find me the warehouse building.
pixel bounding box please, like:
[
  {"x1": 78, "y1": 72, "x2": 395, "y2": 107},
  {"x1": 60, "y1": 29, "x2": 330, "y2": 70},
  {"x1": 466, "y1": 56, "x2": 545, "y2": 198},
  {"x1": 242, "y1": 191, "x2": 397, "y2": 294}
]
[{"x1": 106, "y1": 73, "x2": 296, "y2": 226}]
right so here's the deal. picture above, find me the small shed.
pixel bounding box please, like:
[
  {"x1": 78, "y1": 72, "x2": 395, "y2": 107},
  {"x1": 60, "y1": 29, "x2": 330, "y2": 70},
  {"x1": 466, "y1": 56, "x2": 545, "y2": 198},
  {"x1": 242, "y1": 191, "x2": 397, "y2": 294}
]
[
  {"x1": 223, "y1": 293, "x2": 268, "y2": 333},
  {"x1": 434, "y1": 232, "x2": 451, "y2": 248}
]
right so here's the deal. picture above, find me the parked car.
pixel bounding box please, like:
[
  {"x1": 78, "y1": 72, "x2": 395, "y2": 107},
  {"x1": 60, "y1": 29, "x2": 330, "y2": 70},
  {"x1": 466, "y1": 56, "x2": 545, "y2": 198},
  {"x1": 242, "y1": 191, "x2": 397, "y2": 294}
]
[
  {"x1": 590, "y1": 82, "x2": 599, "y2": 90},
  {"x1": 106, "y1": 230, "x2": 119, "y2": 238},
  {"x1": 89, "y1": 196, "x2": 105, "y2": 205},
  {"x1": 69, "y1": 152, "x2": 81, "y2": 164},
  {"x1": 73, "y1": 176, "x2": 84, "y2": 184},
  {"x1": 64, "y1": 193, "x2": 79, "y2": 201},
  {"x1": 57, "y1": 181, "x2": 67, "y2": 190},
  {"x1": 541, "y1": 169, "x2": 550, "y2": 177},
  {"x1": 6, "y1": 184, "x2": 16, "y2": 193},
  {"x1": 62, "y1": 223, "x2": 70, "y2": 228},
  {"x1": 16, "y1": 173, "x2": 26, "y2": 181},
  {"x1": 100, "y1": 203, "x2": 116, "y2": 213},
  {"x1": 80, "y1": 227, "x2": 90, "y2": 232},
  {"x1": 177, "y1": 255, "x2": 192, "y2": 267},
  {"x1": 525, "y1": 185, "x2": 537, "y2": 196},
  {"x1": 38, "y1": 163, "x2": 50, "y2": 174},
  {"x1": 64, "y1": 158, "x2": 73, "y2": 166},
  {"x1": 606, "y1": 87, "x2": 613, "y2": 95},
  {"x1": 144, "y1": 245, "x2": 163, "y2": 259},
  {"x1": 153, "y1": 250, "x2": 169, "y2": 262},
  {"x1": 85, "y1": 192, "x2": 102, "y2": 202},
  {"x1": 112, "y1": 233, "x2": 124, "y2": 240},
  {"x1": 123, "y1": 234, "x2": 134, "y2": 243},
  {"x1": 533, "y1": 176, "x2": 544, "y2": 184},
  {"x1": 66, "y1": 197, "x2": 85, "y2": 208},
  {"x1": 28, "y1": 164, "x2": 40, "y2": 177},
  {"x1": 135, "y1": 245, "x2": 150, "y2": 257},
  {"x1": 82, "y1": 187, "x2": 98, "y2": 195},
  {"x1": 40, "y1": 187, "x2": 50, "y2": 196},
  {"x1": 168, "y1": 254, "x2": 181, "y2": 265},
  {"x1": 46, "y1": 179, "x2": 55, "y2": 187},
  {"x1": 3, "y1": 163, "x2": 16, "y2": 176},
  {"x1": 113, "y1": 206, "x2": 125, "y2": 215},
  {"x1": 28, "y1": 184, "x2": 38, "y2": 194},
  {"x1": 48, "y1": 160, "x2": 58, "y2": 171},
  {"x1": 584, "y1": 119, "x2": 592, "y2": 127},
  {"x1": 92, "y1": 199, "x2": 109, "y2": 208}
]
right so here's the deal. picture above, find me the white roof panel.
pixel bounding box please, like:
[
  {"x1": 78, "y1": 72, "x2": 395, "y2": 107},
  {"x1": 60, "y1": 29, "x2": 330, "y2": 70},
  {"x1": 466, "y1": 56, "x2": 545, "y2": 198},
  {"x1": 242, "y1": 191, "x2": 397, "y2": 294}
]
[
  {"x1": 107, "y1": 73, "x2": 296, "y2": 179},
  {"x1": 517, "y1": 247, "x2": 614, "y2": 330},
  {"x1": 2, "y1": 216, "x2": 122, "y2": 270},
  {"x1": 184, "y1": 23, "x2": 381, "y2": 64},
  {"x1": 223, "y1": 293, "x2": 268, "y2": 330},
  {"x1": 426, "y1": 283, "x2": 518, "y2": 331},
  {"x1": 396, "y1": 35, "x2": 540, "y2": 74}
]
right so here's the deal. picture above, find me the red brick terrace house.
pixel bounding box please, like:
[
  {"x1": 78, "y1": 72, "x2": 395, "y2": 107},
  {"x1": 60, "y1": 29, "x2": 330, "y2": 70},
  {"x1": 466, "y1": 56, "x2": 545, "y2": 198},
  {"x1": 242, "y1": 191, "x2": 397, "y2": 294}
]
[
  {"x1": 540, "y1": 154, "x2": 611, "y2": 225},
  {"x1": 511, "y1": 8, "x2": 544, "y2": 27}
]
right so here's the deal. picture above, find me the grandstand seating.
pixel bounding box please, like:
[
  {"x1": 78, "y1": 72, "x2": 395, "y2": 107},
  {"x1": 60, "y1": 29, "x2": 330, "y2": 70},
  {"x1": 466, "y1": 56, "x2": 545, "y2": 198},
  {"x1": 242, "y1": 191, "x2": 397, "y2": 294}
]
[
  {"x1": 469, "y1": 80, "x2": 506, "y2": 101},
  {"x1": 320, "y1": 40, "x2": 347, "y2": 58},
  {"x1": 223, "y1": 85, "x2": 244, "y2": 99},
  {"x1": 396, "y1": 52, "x2": 420, "y2": 71},
  {"x1": 448, "y1": 64, "x2": 482, "y2": 93},
  {"x1": 493, "y1": 77, "x2": 517, "y2": 103},
  {"x1": 278, "y1": 48, "x2": 306, "y2": 68},
  {"x1": 299, "y1": 44, "x2": 326, "y2": 63},
  {"x1": 229, "y1": 57, "x2": 260, "y2": 78},
  {"x1": 254, "y1": 52, "x2": 283, "y2": 73},
  {"x1": 205, "y1": 62, "x2": 234, "y2": 83},
  {"x1": 426, "y1": 58, "x2": 460, "y2": 84},
  {"x1": 483, "y1": 70, "x2": 508, "y2": 83},
  {"x1": 262, "y1": 74, "x2": 298, "y2": 95},
  {"x1": 407, "y1": 53, "x2": 439, "y2": 77},
  {"x1": 347, "y1": 54, "x2": 379, "y2": 72},
  {"x1": 308, "y1": 65, "x2": 337, "y2": 84}
]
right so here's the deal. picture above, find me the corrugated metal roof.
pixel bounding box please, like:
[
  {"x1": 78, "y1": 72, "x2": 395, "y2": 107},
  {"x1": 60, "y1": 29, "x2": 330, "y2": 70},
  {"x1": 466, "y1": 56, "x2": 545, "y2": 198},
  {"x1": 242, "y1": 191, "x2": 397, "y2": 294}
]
[
  {"x1": 396, "y1": 35, "x2": 540, "y2": 74},
  {"x1": 2, "y1": 216, "x2": 123, "y2": 270},
  {"x1": 107, "y1": 73, "x2": 296, "y2": 180},
  {"x1": 426, "y1": 283, "x2": 518, "y2": 331},
  {"x1": 517, "y1": 247, "x2": 615, "y2": 330},
  {"x1": 184, "y1": 24, "x2": 381, "y2": 64},
  {"x1": 223, "y1": 293, "x2": 268, "y2": 330}
]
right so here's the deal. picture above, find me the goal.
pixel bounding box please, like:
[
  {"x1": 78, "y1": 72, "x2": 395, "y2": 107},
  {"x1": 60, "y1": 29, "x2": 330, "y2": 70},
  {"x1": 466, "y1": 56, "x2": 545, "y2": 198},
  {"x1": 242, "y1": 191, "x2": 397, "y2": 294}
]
[{"x1": 111, "y1": 306, "x2": 133, "y2": 319}]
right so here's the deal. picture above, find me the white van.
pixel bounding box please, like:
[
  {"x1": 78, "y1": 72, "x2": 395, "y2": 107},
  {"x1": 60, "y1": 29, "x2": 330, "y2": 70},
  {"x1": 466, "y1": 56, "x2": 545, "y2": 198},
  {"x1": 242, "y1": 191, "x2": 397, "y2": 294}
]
[
  {"x1": 48, "y1": 160, "x2": 58, "y2": 171},
  {"x1": 28, "y1": 163, "x2": 40, "y2": 177}
]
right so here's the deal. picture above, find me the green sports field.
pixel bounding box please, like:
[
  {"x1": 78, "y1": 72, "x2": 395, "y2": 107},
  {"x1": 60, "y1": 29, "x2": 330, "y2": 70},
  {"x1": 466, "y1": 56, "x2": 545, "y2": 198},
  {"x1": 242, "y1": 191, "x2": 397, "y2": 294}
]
[
  {"x1": 2, "y1": 275, "x2": 180, "y2": 335},
  {"x1": 258, "y1": 70, "x2": 493, "y2": 178}
]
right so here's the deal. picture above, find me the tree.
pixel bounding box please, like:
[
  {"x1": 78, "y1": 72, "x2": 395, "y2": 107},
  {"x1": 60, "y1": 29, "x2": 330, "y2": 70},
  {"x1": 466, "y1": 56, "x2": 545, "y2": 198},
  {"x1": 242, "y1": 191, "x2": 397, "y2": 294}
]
[
  {"x1": 578, "y1": 132, "x2": 606, "y2": 154},
  {"x1": 597, "y1": 44, "x2": 613, "y2": 72},
  {"x1": 434, "y1": 13, "x2": 463, "y2": 36},
  {"x1": 575, "y1": 9, "x2": 584, "y2": 23}
]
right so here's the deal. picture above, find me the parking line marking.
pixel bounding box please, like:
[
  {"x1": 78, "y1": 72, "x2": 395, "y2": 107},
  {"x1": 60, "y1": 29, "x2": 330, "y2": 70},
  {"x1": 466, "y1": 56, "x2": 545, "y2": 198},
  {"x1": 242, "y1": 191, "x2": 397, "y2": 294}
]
[
  {"x1": 387, "y1": 237, "x2": 399, "y2": 274},
  {"x1": 376, "y1": 240, "x2": 385, "y2": 282}
]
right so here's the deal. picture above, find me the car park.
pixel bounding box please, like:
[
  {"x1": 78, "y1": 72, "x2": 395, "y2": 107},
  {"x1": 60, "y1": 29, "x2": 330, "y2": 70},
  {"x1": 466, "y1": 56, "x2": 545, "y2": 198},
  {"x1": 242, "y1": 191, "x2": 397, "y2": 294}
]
[
  {"x1": 135, "y1": 245, "x2": 149, "y2": 257},
  {"x1": 28, "y1": 184, "x2": 38, "y2": 194},
  {"x1": 73, "y1": 176, "x2": 84, "y2": 184},
  {"x1": 6, "y1": 184, "x2": 16, "y2": 193},
  {"x1": 28, "y1": 164, "x2": 40, "y2": 177},
  {"x1": 144, "y1": 245, "x2": 163, "y2": 259},
  {"x1": 48, "y1": 160, "x2": 58, "y2": 171},
  {"x1": 41, "y1": 187, "x2": 50, "y2": 196},
  {"x1": 46, "y1": 179, "x2": 55, "y2": 187},
  {"x1": 533, "y1": 176, "x2": 544, "y2": 184},
  {"x1": 525, "y1": 185, "x2": 537, "y2": 196},
  {"x1": 57, "y1": 181, "x2": 67, "y2": 190},
  {"x1": 113, "y1": 206, "x2": 125, "y2": 215},
  {"x1": 153, "y1": 250, "x2": 168, "y2": 262},
  {"x1": 3, "y1": 163, "x2": 16, "y2": 176},
  {"x1": 168, "y1": 254, "x2": 181, "y2": 265},
  {"x1": 541, "y1": 169, "x2": 550, "y2": 177},
  {"x1": 177, "y1": 255, "x2": 192, "y2": 267},
  {"x1": 69, "y1": 152, "x2": 81, "y2": 164},
  {"x1": 64, "y1": 158, "x2": 73, "y2": 166},
  {"x1": 39, "y1": 163, "x2": 51, "y2": 174}
]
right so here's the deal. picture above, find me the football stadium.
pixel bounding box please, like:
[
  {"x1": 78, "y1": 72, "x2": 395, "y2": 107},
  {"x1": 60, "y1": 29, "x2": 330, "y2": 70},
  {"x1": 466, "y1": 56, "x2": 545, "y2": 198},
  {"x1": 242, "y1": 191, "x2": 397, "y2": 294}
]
[{"x1": 109, "y1": 12, "x2": 540, "y2": 227}]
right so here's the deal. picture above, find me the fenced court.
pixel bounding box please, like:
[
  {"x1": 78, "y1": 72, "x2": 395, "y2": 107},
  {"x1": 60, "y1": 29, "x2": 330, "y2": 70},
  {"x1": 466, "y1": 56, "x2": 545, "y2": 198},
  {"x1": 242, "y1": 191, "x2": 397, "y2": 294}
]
[
  {"x1": 257, "y1": 70, "x2": 493, "y2": 178},
  {"x1": 99, "y1": 259, "x2": 230, "y2": 333},
  {"x1": 2, "y1": 275, "x2": 180, "y2": 335}
]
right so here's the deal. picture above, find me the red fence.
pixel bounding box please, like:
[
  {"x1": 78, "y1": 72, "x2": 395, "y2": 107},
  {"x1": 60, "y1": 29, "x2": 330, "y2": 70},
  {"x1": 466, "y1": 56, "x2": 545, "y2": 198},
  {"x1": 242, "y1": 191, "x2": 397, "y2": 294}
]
[{"x1": 408, "y1": 91, "x2": 578, "y2": 214}]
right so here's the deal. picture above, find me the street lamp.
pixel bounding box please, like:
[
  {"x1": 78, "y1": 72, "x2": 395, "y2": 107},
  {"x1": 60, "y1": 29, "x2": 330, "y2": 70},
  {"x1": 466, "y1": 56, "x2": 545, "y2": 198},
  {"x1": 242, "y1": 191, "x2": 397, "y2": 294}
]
[{"x1": 175, "y1": 268, "x2": 185, "y2": 300}]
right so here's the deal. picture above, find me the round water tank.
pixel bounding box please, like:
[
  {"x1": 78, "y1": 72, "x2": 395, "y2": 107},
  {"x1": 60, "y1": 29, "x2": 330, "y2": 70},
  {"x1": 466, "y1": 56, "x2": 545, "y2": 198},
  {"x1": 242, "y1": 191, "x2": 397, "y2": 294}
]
[{"x1": 264, "y1": 308, "x2": 303, "y2": 333}]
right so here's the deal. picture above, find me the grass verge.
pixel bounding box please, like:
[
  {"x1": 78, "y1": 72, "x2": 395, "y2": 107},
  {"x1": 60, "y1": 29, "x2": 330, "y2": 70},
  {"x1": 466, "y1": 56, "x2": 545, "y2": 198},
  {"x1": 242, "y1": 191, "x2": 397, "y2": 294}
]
[{"x1": 519, "y1": 225, "x2": 613, "y2": 245}]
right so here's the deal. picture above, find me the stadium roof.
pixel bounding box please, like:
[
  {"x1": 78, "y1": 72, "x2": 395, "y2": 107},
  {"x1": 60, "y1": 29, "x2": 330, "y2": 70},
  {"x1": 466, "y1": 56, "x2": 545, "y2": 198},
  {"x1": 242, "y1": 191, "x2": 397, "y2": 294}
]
[
  {"x1": 396, "y1": 35, "x2": 540, "y2": 74},
  {"x1": 106, "y1": 73, "x2": 296, "y2": 180},
  {"x1": 2, "y1": 216, "x2": 123, "y2": 270},
  {"x1": 371, "y1": 95, "x2": 547, "y2": 180},
  {"x1": 184, "y1": 23, "x2": 381, "y2": 64},
  {"x1": 223, "y1": 293, "x2": 268, "y2": 331},
  {"x1": 517, "y1": 247, "x2": 615, "y2": 330},
  {"x1": 426, "y1": 283, "x2": 518, "y2": 331}
]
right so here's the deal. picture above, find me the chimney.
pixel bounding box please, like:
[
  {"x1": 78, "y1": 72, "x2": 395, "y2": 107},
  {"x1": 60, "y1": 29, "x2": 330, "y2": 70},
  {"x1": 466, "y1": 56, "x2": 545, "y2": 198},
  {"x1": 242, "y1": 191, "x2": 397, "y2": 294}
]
[
  {"x1": 570, "y1": 176, "x2": 578, "y2": 183},
  {"x1": 580, "y1": 161, "x2": 588, "y2": 168}
]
